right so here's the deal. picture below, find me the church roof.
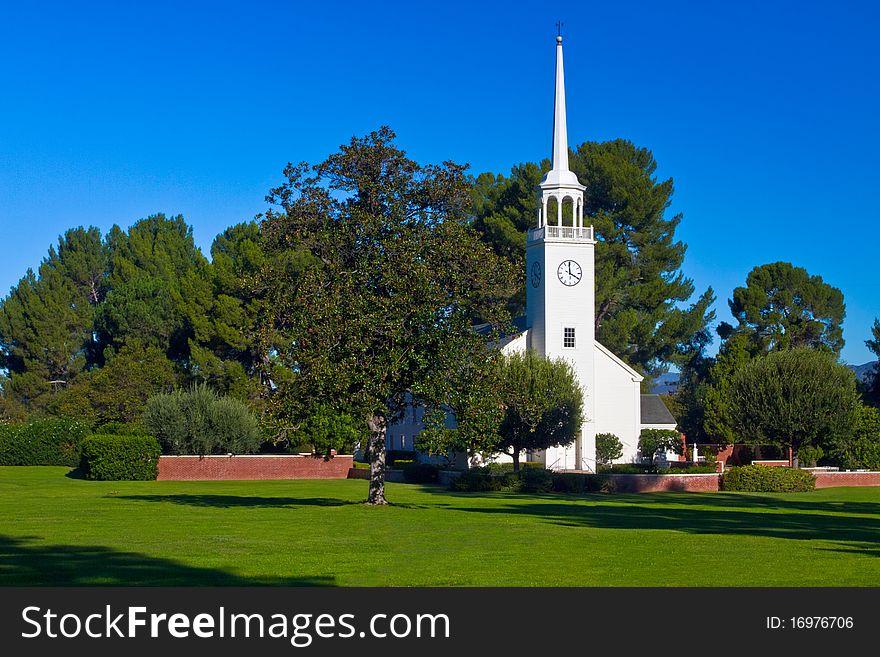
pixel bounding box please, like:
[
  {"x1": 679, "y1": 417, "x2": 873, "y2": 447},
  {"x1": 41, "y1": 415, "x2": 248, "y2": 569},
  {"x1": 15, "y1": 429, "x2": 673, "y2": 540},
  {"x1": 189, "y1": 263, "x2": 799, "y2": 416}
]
[{"x1": 640, "y1": 394, "x2": 677, "y2": 426}]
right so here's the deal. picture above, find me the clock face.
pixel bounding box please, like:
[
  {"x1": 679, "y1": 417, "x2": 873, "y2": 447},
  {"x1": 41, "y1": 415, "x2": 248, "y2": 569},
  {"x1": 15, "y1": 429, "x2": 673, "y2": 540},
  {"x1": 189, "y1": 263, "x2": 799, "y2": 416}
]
[
  {"x1": 530, "y1": 261, "x2": 542, "y2": 288},
  {"x1": 557, "y1": 260, "x2": 582, "y2": 286}
]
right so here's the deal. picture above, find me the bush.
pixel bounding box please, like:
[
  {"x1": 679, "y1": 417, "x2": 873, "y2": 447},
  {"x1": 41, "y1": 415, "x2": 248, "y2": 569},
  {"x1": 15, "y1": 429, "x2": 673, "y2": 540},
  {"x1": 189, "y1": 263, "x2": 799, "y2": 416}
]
[
  {"x1": 143, "y1": 384, "x2": 262, "y2": 455},
  {"x1": 721, "y1": 465, "x2": 816, "y2": 492},
  {"x1": 0, "y1": 418, "x2": 89, "y2": 466},
  {"x1": 386, "y1": 450, "x2": 418, "y2": 466},
  {"x1": 486, "y1": 461, "x2": 543, "y2": 474},
  {"x1": 80, "y1": 434, "x2": 161, "y2": 481},
  {"x1": 638, "y1": 428, "x2": 682, "y2": 463},
  {"x1": 596, "y1": 432, "x2": 624, "y2": 465},
  {"x1": 402, "y1": 463, "x2": 441, "y2": 484},
  {"x1": 551, "y1": 472, "x2": 617, "y2": 494},
  {"x1": 95, "y1": 421, "x2": 153, "y2": 437},
  {"x1": 518, "y1": 466, "x2": 553, "y2": 492},
  {"x1": 450, "y1": 467, "x2": 502, "y2": 492}
]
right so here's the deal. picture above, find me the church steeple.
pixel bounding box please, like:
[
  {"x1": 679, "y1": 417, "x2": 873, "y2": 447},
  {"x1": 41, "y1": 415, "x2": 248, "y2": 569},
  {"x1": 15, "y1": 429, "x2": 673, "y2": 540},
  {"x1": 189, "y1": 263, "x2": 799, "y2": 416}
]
[
  {"x1": 551, "y1": 34, "x2": 571, "y2": 175},
  {"x1": 535, "y1": 32, "x2": 586, "y2": 232}
]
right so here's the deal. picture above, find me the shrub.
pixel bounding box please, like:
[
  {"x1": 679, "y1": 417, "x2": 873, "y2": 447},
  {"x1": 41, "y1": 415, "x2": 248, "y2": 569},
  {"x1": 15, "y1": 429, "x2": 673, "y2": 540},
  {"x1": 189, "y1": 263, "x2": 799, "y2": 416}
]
[
  {"x1": 386, "y1": 450, "x2": 418, "y2": 466},
  {"x1": 518, "y1": 466, "x2": 553, "y2": 492},
  {"x1": 95, "y1": 421, "x2": 153, "y2": 437},
  {"x1": 551, "y1": 472, "x2": 617, "y2": 494},
  {"x1": 598, "y1": 463, "x2": 717, "y2": 475},
  {"x1": 80, "y1": 434, "x2": 161, "y2": 481},
  {"x1": 638, "y1": 428, "x2": 683, "y2": 463},
  {"x1": 596, "y1": 432, "x2": 623, "y2": 465},
  {"x1": 721, "y1": 465, "x2": 815, "y2": 492},
  {"x1": 143, "y1": 384, "x2": 261, "y2": 455},
  {"x1": 402, "y1": 463, "x2": 440, "y2": 484},
  {"x1": 486, "y1": 461, "x2": 543, "y2": 474},
  {"x1": 450, "y1": 467, "x2": 502, "y2": 492},
  {"x1": 293, "y1": 404, "x2": 362, "y2": 456},
  {"x1": 0, "y1": 418, "x2": 89, "y2": 466}
]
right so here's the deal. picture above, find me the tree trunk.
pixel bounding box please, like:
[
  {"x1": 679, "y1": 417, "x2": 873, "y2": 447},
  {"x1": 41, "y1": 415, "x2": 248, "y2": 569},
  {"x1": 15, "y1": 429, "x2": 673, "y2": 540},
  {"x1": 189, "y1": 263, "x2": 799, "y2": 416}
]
[
  {"x1": 366, "y1": 414, "x2": 388, "y2": 505},
  {"x1": 512, "y1": 442, "x2": 521, "y2": 472}
]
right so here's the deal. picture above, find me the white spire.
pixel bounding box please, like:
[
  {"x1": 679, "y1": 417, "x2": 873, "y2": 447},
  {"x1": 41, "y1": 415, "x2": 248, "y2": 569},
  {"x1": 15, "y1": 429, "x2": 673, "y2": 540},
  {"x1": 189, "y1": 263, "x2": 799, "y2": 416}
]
[
  {"x1": 541, "y1": 34, "x2": 582, "y2": 189},
  {"x1": 552, "y1": 34, "x2": 569, "y2": 172}
]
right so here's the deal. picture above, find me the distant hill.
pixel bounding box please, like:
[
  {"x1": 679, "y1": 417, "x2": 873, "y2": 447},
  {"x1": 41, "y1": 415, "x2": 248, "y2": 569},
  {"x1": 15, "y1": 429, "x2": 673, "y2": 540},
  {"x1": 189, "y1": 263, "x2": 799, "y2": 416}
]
[
  {"x1": 851, "y1": 361, "x2": 879, "y2": 383},
  {"x1": 650, "y1": 360, "x2": 878, "y2": 395}
]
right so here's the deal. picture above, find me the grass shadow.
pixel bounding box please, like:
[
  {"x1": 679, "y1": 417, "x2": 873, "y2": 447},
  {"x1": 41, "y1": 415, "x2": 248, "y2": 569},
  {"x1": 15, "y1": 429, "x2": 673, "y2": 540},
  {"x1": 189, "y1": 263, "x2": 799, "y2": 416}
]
[
  {"x1": 0, "y1": 534, "x2": 336, "y2": 586},
  {"x1": 114, "y1": 494, "x2": 360, "y2": 509},
  {"x1": 445, "y1": 496, "x2": 880, "y2": 557}
]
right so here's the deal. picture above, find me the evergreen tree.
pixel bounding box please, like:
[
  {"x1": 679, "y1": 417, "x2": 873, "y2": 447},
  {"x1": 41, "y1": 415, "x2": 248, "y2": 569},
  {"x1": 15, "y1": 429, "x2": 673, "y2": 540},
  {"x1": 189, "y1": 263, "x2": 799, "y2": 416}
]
[
  {"x1": 97, "y1": 214, "x2": 212, "y2": 363},
  {"x1": 472, "y1": 140, "x2": 714, "y2": 384},
  {"x1": 719, "y1": 261, "x2": 845, "y2": 354},
  {"x1": 865, "y1": 318, "x2": 880, "y2": 405},
  {"x1": 0, "y1": 227, "x2": 106, "y2": 410}
]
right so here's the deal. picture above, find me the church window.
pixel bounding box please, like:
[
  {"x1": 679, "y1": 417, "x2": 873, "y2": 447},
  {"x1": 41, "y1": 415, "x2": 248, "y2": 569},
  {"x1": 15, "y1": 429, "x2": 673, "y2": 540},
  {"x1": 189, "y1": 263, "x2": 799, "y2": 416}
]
[
  {"x1": 563, "y1": 327, "x2": 576, "y2": 348},
  {"x1": 401, "y1": 435, "x2": 407, "y2": 449}
]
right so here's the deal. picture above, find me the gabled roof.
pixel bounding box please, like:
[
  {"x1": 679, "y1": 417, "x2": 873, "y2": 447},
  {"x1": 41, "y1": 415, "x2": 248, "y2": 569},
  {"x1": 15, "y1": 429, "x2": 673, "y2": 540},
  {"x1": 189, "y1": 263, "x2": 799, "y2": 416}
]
[
  {"x1": 594, "y1": 341, "x2": 644, "y2": 382},
  {"x1": 640, "y1": 394, "x2": 677, "y2": 426}
]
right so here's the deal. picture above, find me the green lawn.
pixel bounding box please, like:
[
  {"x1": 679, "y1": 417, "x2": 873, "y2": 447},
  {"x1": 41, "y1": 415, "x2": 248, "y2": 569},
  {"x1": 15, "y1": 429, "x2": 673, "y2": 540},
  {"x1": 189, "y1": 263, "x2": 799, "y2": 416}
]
[{"x1": 1, "y1": 466, "x2": 879, "y2": 586}]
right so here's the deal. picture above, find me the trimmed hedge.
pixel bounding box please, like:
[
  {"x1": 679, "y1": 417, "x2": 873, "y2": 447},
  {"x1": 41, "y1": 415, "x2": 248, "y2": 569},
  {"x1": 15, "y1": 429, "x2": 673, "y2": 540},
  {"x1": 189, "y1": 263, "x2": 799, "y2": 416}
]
[
  {"x1": 552, "y1": 472, "x2": 617, "y2": 494},
  {"x1": 721, "y1": 465, "x2": 816, "y2": 492},
  {"x1": 402, "y1": 463, "x2": 441, "y2": 484},
  {"x1": 80, "y1": 434, "x2": 162, "y2": 481},
  {"x1": 450, "y1": 466, "x2": 554, "y2": 493},
  {"x1": 0, "y1": 419, "x2": 89, "y2": 466}
]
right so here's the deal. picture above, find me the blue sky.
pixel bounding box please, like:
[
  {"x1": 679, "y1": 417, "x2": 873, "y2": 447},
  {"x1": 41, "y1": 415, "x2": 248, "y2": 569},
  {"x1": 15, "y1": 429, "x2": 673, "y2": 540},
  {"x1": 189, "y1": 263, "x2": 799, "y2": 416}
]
[{"x1": 1, "y1": 0, "x2": 878, "y2": 365}]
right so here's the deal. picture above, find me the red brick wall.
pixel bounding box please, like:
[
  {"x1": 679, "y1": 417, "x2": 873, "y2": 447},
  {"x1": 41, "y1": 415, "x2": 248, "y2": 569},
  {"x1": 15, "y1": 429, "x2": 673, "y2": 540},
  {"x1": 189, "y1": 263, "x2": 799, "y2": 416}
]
[
  {"x1": 157, "y1": 455, "x2": 353, "y2": 481},
  {"x1": 609, "y1": 473, "x2": 720, "y2": 493},
  {"x1": 812, "y1": 471, "x2": 880, "y2": 488}
]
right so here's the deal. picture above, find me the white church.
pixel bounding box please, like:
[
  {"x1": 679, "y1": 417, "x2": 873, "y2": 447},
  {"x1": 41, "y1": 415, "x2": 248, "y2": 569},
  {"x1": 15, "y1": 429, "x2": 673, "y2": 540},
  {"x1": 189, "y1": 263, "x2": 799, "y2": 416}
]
[{"x1": 386, "y1": 35, "x2": 677, "y2": 471}]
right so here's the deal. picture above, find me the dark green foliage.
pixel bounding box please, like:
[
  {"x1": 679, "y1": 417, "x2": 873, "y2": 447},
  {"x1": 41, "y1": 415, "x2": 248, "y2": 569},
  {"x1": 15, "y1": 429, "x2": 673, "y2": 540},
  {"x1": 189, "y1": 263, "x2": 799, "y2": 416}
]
[
  {"x1": 93, "y1": 421, "x2": 153, "y2": 436},
  {"x1": 493, "y1": 350, "x2": 584, "y2": 471},
  {"x1": 80, "y1": 434, "x2": 161, "y2": 481},
  {"x1": 46, "y1": 342, "x2": 176, "y2": 428},
  {"x1": 551, "y1": 472, "x2": 617, "y2": 494},
  {"x1": 401, "y1": 463, "x2": 441, "y2": 484},
  {"x1": 728, "y1": 348, "x2": 861, "y2": 463},
  {"x1": 0, "y1": 227, "x2": 107, "y2": 410},
  {"x1": 596, "y1": 432, "x2": 624, "y2": 465},
  {"x1": 143, "y1": 384, "x2": 262, "y2": 455},
  {"x1": 865, "y1": 318, "x2": 880, "y2": 406},
  {"x1": 471, "y1": 140, "x2": 715, "y2": 383},
  {"x1": 721, "y1": 465, "x2": 816, "y2": 492},
  {"x1": 451, "y1": 465, "x2": 553, "y2": 493},
  {"x1": 829, "y1": 405, "x2": 880, "y2": 471},
  {"x1": 719, "y1": 262, "x2": 846, "y2": 355},
  {"x1": 0, "y1": 418, "x2": 89, "y2": 466},
  {"x1": 261, "y1": 127, "x2": 517, "y2": 504},
  {"x1": 450, "y1": 467, "x2": 501, "y2": 492},
  {"x1": 292, "y1": 404, "x2": 362, "y2": 457},
  {"x1": 385, "y1": 450, "x2": 418, "y2": 466},
  {"x1": 638, "y1": 428, "x2": 683, "y2": 463}
]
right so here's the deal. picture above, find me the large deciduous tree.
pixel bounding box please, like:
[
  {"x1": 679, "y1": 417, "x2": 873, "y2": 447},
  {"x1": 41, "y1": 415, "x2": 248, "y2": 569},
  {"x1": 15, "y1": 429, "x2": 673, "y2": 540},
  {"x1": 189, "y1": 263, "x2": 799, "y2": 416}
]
[
  {"x1": 492, "y1": 350, "x2": 584, "y2": 471},
  {"x1": 260, "y1": 127, "x2": 517, "y2": 504},
  {"x1": 727, "y1": 348, "x2": 860, "y2": 464},
  {"x1": 471, "y1": 140, "x2": 714, "y2": 384}
]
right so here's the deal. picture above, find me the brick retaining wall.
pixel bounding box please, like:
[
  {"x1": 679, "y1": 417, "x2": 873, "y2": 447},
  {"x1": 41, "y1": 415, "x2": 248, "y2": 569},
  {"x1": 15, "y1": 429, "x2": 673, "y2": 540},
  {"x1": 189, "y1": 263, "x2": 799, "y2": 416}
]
[
  {"x1": 157, "y1": 455, "x2": 353, "y2": 481},
  {"x1": 812, "y1": 471, "x2": 880, "y2": 488},
  {"x1": 608, "y1": 473, "x2": 720, "y2": 493}
]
